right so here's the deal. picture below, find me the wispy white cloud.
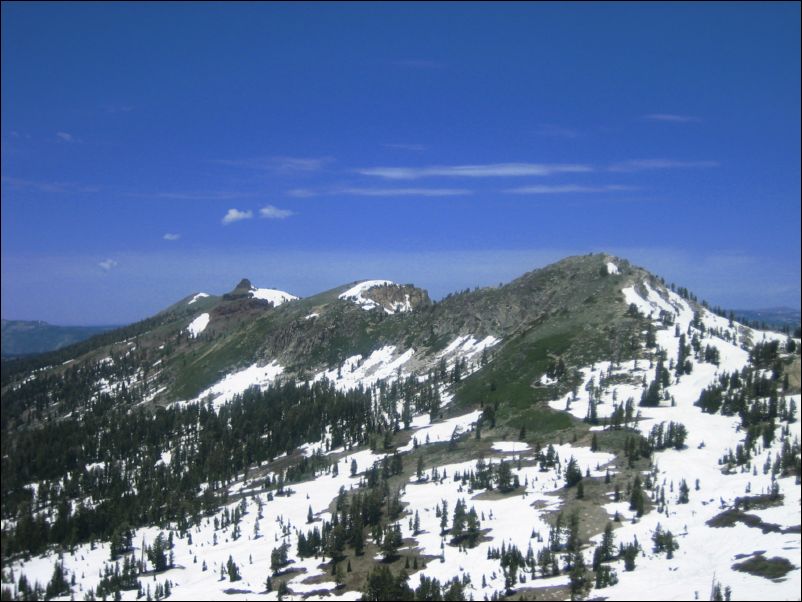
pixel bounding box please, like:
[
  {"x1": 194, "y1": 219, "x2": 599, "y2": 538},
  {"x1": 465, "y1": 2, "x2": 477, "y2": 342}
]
[
  {"x1": 286, "y1": 188, "x2": 319, "y2": 198},
  {"x1": 221, "y1": 208, "x2": 253, "y2": 225},
  {"x1": 287, "y1": 187, "x2": 471, "y2": 197},
  {"x1": 1, "y1": 176, "x2": 99, "y2": 193},
  {"x1": 341, "y1": 187, "x2": 471, "y2": 197},
  {"x1": 211, "y1": 156, "x2": 333, "y2": 173},
  {"x1": 357, "y1": 163, "x2": 593, "y2": 180},
  {"x1": 98, "y1": 259, "x2": 118, "y2": 271},
  {"x1": 259, "y1": 205, "x2": 294, "y2": 219},
  {"x1": 383, "y1": 143, "x2": 427, "y2": 151},
  {"x1": 609, "y1": 159, "x2": 719, "y2": 172},
  {"x1": 505, "y1": 184, "x2": 636, "y2": 194},
  {"x1": 270, "y1": 157, "x2": 331, "y2": 172},
  {"x1": 642, "y1": 113, "x2": 701, "y2": 123},
  {"x1": 56, "y1": 131, "x2": 78, "y2": 142},
  {"x1": 138, "y1": 190, "x2": 258, "y2": 201},
  {"x1": 163, "y1": 233, "x2": 181, "y2": 241}
]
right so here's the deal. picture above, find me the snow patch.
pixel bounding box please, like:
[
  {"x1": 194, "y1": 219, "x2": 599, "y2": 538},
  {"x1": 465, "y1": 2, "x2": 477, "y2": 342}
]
[
  {"x1": 187, "y1": 292, "x2": 209, "y2": 305},
  {"x1": 250, "y1": 287, "x2": 298, "y2": 306},
  {"x1": 187, "y1": 361, "x2": 284, "y2": 410},
  {"x1": 387, "y1": 293, "x2": 413, "y2": 314},
  {"x1": 491, "y1": 441, "x2": 531, "y2": 453},
  {"x1": 155, "y1": 450, "x2": 172, "y2": 467},
  {"x1": 539, "y1": 373, "x2": 558, "y2": 386},
  {"x1": 338, "y1": 279, "x2": 395, "y2": 311},
  {"x1": 438, "y1": 334, "x2": 500, "y2": 361},
  {"x1": 399, "y1": 410, "x2": 481, "y2": 452},
  {"x1": 186, "y1": 313, "x2": 210, "y2": 338},
  {"x1": 314, "y1": 345, "x2": 414, "y2": 391}
]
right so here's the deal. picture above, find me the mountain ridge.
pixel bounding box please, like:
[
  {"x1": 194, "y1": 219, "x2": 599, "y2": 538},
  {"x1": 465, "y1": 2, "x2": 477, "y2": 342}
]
[
  {"x1": 0, "y1": 253, "x2": 768, "y2": 405},
  {"x1": 0, "y1": 254, "x2": 620, "y2": 398},
  {"x1": 1, "y1": 251, "x2": 799, "y2": 601}
]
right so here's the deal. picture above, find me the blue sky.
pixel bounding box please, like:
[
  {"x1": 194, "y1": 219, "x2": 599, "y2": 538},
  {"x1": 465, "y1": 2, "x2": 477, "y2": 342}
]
[{"x1": 2, "y1": 2, "x2": 800, "y2": 324}]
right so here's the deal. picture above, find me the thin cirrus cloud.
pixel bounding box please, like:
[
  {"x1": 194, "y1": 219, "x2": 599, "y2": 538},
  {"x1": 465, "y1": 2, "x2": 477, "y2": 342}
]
[
  {"x1": 356, "y1": 162, "x2": 593, "y2": 180},
  {"x1": 340, "y1": 187, "x2": 471, "y2": 197},
  {"x1": 286, "y1": 188, "x2": 320, "y2": 198},
  {"x1": 642, "y1": 113, "x2": 702, "y2": 123},
  {"x1": 286, "y1": 187, "x2": 471, "y2": 197},
  {"x1": 141, "y1": 190, "x2": 259, "y2": 201},
  {"x1": 56, "y1": 132, "x2": 81, "y2": 142},
  {"x1": 98, "y1": 259, "x2": 118, "y2": 271},
  {"x1": 211, "y1": 156, "x2": 333, "y2": 173},
  {"x1": 163, "y1": 233, "x2": 181, "y2": 241},
  {"x1": 259, "y1": 205, "x2": 294, "y2": 219},
  {"x1": 1, "y1": 176, "x2": 99, "y2": 193},
  {"x1": 609, "y1": 159, "x2": 719, "y2": 172},
  {"x1": 221, "y1": 208, "x2": 253, "y2": 225},
  {"x1": 505, "y1": 184, "x2": 636, "y2": 194}
]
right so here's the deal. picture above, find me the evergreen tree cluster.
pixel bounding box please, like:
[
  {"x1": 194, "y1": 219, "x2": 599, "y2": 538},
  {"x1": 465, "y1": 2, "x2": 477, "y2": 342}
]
[
  {"x1": 692, "y1": 358, "x2": 800, "y2": 479},
  {"x1": 651, "y1": 523, "x2": 679, "y2": 558},
  {"x1": 449, "y1": 498, "x2": 481, "y2": 547},
  {"x1": 647, "y1": 421, "x2": 688, "y2": 451},
  {"x1": 1, "y1": 373, "x2": 435, "y2": 560},
  {"x1": 361, "y1": 565, "x2": 469, "y2": 601}
]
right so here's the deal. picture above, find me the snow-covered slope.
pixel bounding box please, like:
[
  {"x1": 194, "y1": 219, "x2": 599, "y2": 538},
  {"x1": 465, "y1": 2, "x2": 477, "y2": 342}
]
[
  {"x1": 4, "y1": 258, "x2": 799, "y2": 602},
  {"x1": 338, "y1": 279, "x2": 397, "y2": 311},
  {"x1": 546, "y1": 280, "x2": 801, "y2": 601},
  {"x1": 182, "y1": 360, "x2": 285, "y2": 409},
  {"x1": 186, "y1": 313, "x2": 210, "y2": 338},
  {"x1": 187, "y1": 292, "x2": 209, "y2": 305},
  {"x1": 249, "y1": 287, "x2": 299, "y2": 306}
]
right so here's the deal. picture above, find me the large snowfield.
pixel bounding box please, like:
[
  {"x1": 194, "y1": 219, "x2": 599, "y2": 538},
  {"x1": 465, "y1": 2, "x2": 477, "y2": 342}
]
[{"x1": 4, "y1": 282, "x2": 800, "y2": 601}]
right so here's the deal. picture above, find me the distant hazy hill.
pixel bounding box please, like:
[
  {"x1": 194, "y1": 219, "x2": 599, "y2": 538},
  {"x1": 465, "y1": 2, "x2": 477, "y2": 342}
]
[
  {"x1": 733, "y1": 307, "x2": 801, "y2": 331},
  {"x1": 1, "y1": 319, "x2": 117, "y2": 358}
]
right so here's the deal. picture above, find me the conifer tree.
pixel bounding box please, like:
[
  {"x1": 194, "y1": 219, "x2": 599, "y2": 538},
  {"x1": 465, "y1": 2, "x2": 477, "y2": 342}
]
[
  {"x1": 629, "y1": 475, "x2": 645, "y2": 516},
  {"x1": 565, "y1": 456, "x2": 583, "y2": 488},
  {"x1": 381, "y1": 524, "x2": 402, "y2": 561}
]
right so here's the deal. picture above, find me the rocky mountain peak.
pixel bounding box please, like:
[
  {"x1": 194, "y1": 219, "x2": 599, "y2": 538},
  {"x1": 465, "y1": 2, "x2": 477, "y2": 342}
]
[
  {"x1": 222, "y1": 278, "x2": 255, "y2": 301},
  {"x1": 360, "y1": 283, "x2": 431, "y2": 314}
]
